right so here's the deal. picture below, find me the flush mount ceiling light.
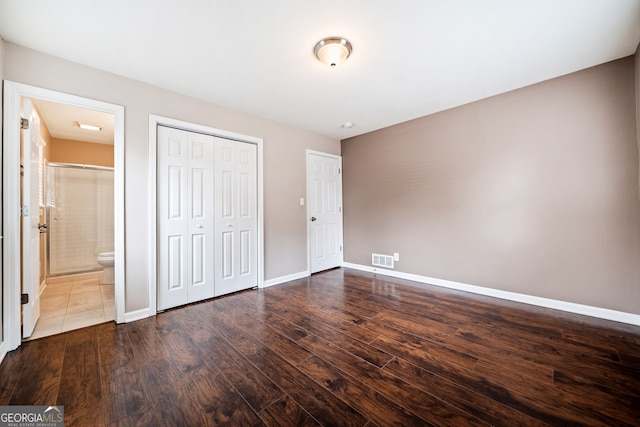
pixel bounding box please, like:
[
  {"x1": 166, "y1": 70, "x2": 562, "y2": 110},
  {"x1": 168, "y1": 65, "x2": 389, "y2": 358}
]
[
  {"x1": 314, "y1": 37, "x2": 352, "y2": 67},
  {"x1": 74, "y1": 121, "x2": 103, "y2": 131}
]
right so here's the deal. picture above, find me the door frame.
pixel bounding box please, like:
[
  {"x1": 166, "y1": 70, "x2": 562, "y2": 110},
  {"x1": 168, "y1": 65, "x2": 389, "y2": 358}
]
[
  {"x1": 2, "y1": 81, "x2": 126, "y2": 355},
  {"x1": 306, "y1": 149, "x2": 344, "y2": 274},
  {"x1": 148, "y1": 115, "x2": 264, "y2": 315}
]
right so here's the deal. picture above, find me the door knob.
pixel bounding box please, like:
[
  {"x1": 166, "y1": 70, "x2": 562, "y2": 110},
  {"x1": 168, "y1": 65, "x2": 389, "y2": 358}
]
[{"x1": 311, "y1": 217, "x2": 317, "y2": 222}]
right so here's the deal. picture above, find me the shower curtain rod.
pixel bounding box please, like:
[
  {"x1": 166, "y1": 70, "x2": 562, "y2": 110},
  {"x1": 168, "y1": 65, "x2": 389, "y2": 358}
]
[{"x1": 48, "y1": 162, "x2": 114, "y2": 171}]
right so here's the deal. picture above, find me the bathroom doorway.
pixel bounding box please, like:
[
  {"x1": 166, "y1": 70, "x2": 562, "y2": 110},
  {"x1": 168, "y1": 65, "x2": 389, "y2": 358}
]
[
  {"x1": 25, "y1": 98, "x2": 116, "y2": 339},
  {"x1": 2, "y1": 81, "x2": 125, "y2": 353}
]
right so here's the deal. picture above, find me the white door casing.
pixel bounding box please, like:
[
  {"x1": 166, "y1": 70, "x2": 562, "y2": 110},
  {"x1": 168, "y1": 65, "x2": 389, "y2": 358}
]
[
  {"x1": 307, "y1": 151, "x2": 343, "y2": 274},
  {"x1": 214, "y1": 138, "x2": 258, "y2": 296},
  {"x1": 148, "y1": 115, "x2": 264, "y2": 317},
  {"x1": 21, "y1": 99, "x2": 41, "y2": 338},
  {"x1": 157, "y1": 126, "x2": 215, "y2": 310},
  {"x1": 157, "y1": 127, "x2": 258, "y2": 309},
  {"x1": 2, "y1": 81, "x2": 125, "y2": 360}
]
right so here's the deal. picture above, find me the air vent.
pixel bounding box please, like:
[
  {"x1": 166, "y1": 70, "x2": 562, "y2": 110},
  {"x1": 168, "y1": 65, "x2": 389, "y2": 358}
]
[{"x1": 372, "y1": 253, "x2": 394, "y2": 269}]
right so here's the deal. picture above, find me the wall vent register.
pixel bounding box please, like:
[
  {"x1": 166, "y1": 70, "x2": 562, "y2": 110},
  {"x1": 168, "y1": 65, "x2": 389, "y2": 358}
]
[{"x1": 371, "y1": 253, "x2": 394, "y2": 269}]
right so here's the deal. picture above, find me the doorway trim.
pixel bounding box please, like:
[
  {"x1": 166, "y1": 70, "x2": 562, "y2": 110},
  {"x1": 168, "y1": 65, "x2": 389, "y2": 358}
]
[
  {"x1": 147, "y1": 114, "x2": 264, "y2": 316},
  {"x1": 2, "y1": 81, "x2": 126, "y2": 354},
  {"x1": 306, "y1": 149, "x2": 344, "y2": 274}
]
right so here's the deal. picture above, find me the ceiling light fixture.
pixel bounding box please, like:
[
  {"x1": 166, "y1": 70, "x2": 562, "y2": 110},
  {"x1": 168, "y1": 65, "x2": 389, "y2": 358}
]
[
  {"x1": 74, "y1": 121, "x2": 103, "y2": 131},
  {"x1": 314, "y1": 37, "x2": 352, "y2": 67},
  {"x1": 341, "y1": 122, "x2": 354, "y2": 129}
]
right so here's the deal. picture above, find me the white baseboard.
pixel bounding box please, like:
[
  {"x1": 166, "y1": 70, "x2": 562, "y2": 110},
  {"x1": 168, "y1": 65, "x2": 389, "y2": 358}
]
[
  {"x1": 124, "y1": 308, "x2": 152, "y2": 323},
  {"x1": 263, "y1": 270, "x2": 310, "y2": 288},
  {"x1": 342, "y1": 262, "x2": 640, "y2": 326},
  {"x1": 125, "y1": 271, "x2": 311, "y2": 323}
]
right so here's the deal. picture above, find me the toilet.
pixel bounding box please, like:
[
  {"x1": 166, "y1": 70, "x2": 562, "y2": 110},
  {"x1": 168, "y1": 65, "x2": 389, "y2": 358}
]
[{"x1": 97, "y1": 252, "x2": 115, "y2": 284}]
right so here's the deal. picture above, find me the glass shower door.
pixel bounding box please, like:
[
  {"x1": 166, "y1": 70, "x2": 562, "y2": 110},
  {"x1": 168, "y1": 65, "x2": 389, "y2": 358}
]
[{"x1": 47, "y1": 164, "x2": 114, "y2": 276}]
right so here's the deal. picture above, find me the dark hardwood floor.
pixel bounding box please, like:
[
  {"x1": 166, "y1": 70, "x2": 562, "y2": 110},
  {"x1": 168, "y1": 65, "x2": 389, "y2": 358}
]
[{"x1": 1, "y1": 268, "x2": 639, "y2": 426}]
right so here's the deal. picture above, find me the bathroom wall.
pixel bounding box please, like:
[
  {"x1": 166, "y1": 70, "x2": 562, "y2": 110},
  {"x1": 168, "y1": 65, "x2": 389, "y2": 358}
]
[{"x1": 50, "y1": 138, "x2": 114, "y2": 167}]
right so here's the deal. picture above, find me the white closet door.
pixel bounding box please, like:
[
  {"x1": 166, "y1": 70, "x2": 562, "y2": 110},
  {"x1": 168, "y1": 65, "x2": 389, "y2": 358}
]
[
  {"x1": 157, "y1": 126, "x2": 214, "y2": 310},
  {"x1": 214, "y1": 138, "x2": 258, "y2": 296}
]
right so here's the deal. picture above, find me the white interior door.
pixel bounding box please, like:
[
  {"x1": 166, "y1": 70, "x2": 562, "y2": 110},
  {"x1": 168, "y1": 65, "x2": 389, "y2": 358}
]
[
  {"x1": 214, "y1": 138, "x2": 258, "y2": 296},
  {"x1": 157, "y1": 126, "x2": 214, "y2": 310},
  {"x1": 21, "y1": 99, "x2": 41, "y2": 337},
  {"x1": 307, "y1": 151, "x2": 343, "y2": 274}
]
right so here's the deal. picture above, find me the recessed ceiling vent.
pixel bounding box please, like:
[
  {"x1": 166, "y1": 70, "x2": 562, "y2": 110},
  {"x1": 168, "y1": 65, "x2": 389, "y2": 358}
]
[{"x1": 372, "y1": 253, "x2": 394, "y2": 269}]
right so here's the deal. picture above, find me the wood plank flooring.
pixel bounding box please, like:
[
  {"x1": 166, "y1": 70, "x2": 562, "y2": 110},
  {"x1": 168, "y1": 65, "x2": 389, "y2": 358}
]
[{"x1": 1, "y1": 268, "x2": 639, "y2": 426}]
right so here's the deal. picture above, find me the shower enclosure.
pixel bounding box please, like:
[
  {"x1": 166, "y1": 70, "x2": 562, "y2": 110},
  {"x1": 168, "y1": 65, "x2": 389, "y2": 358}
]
[{"x1": 46, "y1": 163, "x2": 114, "y2": 276}]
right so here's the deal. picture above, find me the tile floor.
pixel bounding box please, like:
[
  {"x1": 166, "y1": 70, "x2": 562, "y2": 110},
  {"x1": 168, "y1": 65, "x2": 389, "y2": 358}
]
[{"x1": 27, "y1": 271, "x2": 115, "y2": 340}]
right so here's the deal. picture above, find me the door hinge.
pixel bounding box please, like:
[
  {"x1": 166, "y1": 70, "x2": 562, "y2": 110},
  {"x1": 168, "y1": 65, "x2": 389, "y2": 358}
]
[
  {"x1": 340, "y1": 245, "x2": 343, "y2": 252},
  {"x1": 339, "y1": 206, "x2": 342, "y2": 213},
  {"x1": 21, "y1": 205, "x2": 30, "y2": 217},
  {"x1": 20, "y1": 118, "x2": 29, "y2": 130},
  {"x1": 338, "y1": 168, "x2": 341, "y2": 174},
  {"x1": 21, "y1": 293, "x2": 29, "y2": 304}
]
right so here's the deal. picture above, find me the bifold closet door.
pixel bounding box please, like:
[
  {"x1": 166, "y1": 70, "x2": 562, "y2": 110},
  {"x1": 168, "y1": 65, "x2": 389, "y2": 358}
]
[
  {"x1": 157, "y1": 126, "x2": 214, "y2": 310},
  {"x1": 214, "y1": 138, "x2": 258, "y2": 296}
]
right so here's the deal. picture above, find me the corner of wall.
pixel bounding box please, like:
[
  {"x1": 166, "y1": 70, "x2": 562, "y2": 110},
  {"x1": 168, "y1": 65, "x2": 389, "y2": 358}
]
[
  {"x1": 0, "y1": 36, "x2": 5, "y2": 77},
  {"x1": 635, "y1": 42, "x2": 640, "y2": 200},
  {"x1": 0, "y1": 36, "x2": 5, "y2": 349}
]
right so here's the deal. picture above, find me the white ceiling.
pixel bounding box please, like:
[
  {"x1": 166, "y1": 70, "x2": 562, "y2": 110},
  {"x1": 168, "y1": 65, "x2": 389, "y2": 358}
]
[{"x1": 1, "y1": 0, "x2": 639, "y2": 140}]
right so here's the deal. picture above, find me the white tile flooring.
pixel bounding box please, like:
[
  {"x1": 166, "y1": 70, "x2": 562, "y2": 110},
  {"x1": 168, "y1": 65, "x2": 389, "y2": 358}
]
[{"x1": 27, "y1": 272, "x2": 115, "y2": 340}]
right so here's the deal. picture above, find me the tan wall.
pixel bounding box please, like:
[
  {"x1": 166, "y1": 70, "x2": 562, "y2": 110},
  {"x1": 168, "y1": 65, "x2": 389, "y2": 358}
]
[
  {"x1": 342, "y1": 57, "x2": 640, "y2": 315},
  {"x1": 4, "y1": 42, "x2": 340, "y2": 314},
  {"x1": 50, "y1": 138, "x2": 114, "y2": 167},
  {"x1": 636, "y1": 44, "x2": 640, "y2": 208},
  {"x1": 0, "y1": 38, "x2": 4, "y2": 341}
]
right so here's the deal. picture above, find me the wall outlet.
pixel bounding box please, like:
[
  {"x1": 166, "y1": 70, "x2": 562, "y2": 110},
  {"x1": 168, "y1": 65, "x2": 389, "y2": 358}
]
[{"x1": 393, "y1": 252, "x2": 399, "y2": 261}]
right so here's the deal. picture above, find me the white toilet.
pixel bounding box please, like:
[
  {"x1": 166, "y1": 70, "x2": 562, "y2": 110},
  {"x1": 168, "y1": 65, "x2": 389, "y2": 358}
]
[{"x1": 97, "y1": 252, "x2": 115, "y2": 285}]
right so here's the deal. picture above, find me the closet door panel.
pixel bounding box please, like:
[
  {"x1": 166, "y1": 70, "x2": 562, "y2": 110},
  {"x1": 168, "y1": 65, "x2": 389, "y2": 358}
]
[
  {"x1": 158, "y1": 127, "x2": 214, "y2": 309},
  {"x1": 157, "y1": 127, "x2": 189, "y2": 309},
  {"x1": 186, "y1": 131, "x2": 215, "y2": 303},
  {"x1": 214, "y1": 138, "x2": 257, "y2": 296},
  {"x1": 235, "y1": 142, "x2": 257, "y2": 289}
]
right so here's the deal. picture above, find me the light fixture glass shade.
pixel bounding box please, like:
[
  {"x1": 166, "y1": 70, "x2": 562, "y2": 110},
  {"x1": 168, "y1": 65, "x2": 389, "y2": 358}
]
[{"x1": 314, "y1": 37, "x2": 352, "y2": 67}]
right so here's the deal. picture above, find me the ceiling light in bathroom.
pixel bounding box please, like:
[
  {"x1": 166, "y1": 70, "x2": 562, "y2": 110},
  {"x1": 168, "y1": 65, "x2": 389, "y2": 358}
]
[{"x1": 75, "y1": 121, "x2": 103, "y2": 131}]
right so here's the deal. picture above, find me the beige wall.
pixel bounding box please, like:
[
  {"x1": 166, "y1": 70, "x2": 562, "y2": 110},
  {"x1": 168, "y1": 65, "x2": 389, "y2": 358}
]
[
  {"x1": 342, "y1": 57, "x2": 640, "y2": 315},
  {"x1": 636, "y1": 44, "x2": 640, "y2": 207},
  {"x1": 4, "y1": 42, "x2": 340, "y2": 314},
  {"x1": 50, "y1": 138, "x2": 114, "y2": 167},
  {"x1": 0, "y1": 39, "x2": 4, "y2": 342}
]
